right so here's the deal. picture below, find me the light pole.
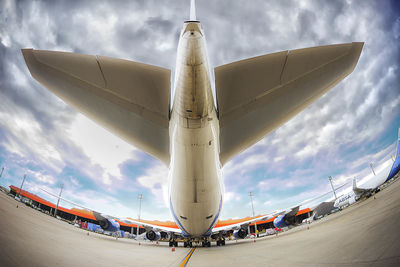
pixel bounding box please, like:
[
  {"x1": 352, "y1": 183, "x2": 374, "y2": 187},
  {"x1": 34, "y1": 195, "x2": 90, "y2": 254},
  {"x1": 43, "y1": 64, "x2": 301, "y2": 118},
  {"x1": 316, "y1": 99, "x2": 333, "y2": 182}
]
[
  {"x1": 249, "y1": 192, "x2": 257, "y2": 236},
  {"x1": 328, "y1": 176, "x2": 337, "y2": 199},
  {"x1": 136, "y1": 194, "x2": 143, "y2": 236},
  {"x1": 0, "y1": 166, "x2": 4, "y2": 180},
  {"x1": 370, "y1": 163, "x2": 376, "y2": 176},
  {"x1": 18, "y1": 174, "x2": 26, "y2": 198},
  {"x1": 54, "y1": 183, "x2": 64, "y2": 217}
]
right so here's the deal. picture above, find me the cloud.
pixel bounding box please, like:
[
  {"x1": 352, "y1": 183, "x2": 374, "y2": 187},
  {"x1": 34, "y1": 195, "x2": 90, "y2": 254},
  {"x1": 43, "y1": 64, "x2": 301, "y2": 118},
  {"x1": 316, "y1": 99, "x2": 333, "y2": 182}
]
[
  {"x1": 263, "y1": 200, "x2": 272, "y2": 206},
  {"x1": 67, "y1": 114, "x2": 137, "y2": 185},
  {"x1": 0, "y1": 105, "x2": 64, "y2": 172},
  {"x1": 136, "y1": 163, "x2": 169, "y2": 207},
  {"x1": 258, "y1": 178, "x2": 304, "y2": 191},
  {"x1": 224, "y1": 191, "x2": 241, "y2": 203},
  {"x1": 26, "y1": 170, "x2": 56, "y2": 185}
]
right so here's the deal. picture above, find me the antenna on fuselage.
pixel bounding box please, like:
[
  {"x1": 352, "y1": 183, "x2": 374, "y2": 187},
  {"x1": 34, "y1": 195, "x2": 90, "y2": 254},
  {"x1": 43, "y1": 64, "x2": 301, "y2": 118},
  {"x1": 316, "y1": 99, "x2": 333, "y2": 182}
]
[{"x1": 190, "y1": 0, "x2": 196, "y2": 21}]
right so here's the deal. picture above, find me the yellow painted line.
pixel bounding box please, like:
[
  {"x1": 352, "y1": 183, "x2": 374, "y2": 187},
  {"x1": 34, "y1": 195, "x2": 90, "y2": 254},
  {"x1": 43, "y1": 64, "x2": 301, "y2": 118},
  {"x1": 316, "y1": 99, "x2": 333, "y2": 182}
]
[{"x1": 179, "y1": 247, "x2": 196, "y2": 267}]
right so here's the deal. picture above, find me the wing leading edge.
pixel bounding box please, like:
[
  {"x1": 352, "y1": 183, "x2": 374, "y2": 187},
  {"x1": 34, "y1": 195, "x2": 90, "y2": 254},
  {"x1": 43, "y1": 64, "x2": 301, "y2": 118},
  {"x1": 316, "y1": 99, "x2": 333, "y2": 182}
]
[
  {"x1": 22, "y1": 49, "x2": 171, "y2": 165},
  {"x1": 216, "y1": 42, "x2": 364, "y2": 165}
]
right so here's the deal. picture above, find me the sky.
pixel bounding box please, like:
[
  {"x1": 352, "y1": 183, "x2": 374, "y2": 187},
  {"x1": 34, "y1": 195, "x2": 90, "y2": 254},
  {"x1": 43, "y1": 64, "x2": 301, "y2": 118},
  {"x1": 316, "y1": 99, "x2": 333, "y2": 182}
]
[{"x1": 0, "y1": 0, "x2": 399, "y2": 221}]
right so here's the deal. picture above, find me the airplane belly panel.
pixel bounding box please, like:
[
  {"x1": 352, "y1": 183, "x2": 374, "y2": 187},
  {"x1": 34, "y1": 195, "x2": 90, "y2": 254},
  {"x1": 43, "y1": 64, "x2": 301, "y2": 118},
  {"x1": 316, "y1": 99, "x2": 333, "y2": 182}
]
[{"x1": 169, "y1": 117, "x2": 221, "y2": 236}]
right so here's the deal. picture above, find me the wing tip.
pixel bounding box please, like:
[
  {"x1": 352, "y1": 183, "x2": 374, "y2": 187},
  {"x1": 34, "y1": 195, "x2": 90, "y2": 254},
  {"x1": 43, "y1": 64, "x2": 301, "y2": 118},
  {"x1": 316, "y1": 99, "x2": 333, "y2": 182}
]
[
  {"x1": 21, "y1": 48, "x2": 38, "y2": 77},
  {"x1": 21, "y1": 48, "x2": 33, "y2": 59},
  {"x1": 347, "y1": 42, "x2": 364, "y2": 73}
]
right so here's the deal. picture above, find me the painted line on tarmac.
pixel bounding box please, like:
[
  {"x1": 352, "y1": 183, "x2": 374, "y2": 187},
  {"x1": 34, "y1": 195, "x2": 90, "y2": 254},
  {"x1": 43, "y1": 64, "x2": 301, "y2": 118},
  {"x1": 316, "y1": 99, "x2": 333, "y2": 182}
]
[{"x1": 179, "y1": 247, "x2": 196, "y2": 267}]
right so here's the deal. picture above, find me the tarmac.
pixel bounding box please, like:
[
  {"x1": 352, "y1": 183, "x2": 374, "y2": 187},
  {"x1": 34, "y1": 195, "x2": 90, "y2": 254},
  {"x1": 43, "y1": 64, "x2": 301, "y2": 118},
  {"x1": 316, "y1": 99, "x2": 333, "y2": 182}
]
[{"x1": 1, "y1": 176, "x2": 400, "y2": 267}]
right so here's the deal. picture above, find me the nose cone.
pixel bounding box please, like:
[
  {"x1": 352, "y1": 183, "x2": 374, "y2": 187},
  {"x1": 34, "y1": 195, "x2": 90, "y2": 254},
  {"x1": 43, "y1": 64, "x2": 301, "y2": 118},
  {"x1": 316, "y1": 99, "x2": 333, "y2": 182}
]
[{"x1": 181, "y1": 210, "x2": 212, "y2": 236}]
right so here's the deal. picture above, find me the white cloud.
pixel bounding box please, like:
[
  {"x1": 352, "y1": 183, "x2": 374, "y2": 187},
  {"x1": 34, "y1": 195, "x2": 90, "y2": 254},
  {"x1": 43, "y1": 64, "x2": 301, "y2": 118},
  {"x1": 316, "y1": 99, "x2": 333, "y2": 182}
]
[
  {"x1": 0, "y1": 108, "x2": 64, "y2": 172},
  {"x1": 69, "y1": 177, "x2": 80, "y2": 187},
  {"x1": 263, "y1": 200, "x2": 272, "y2": 206},
  {"x1": 273, "y1": 156, "x2": 285, "y2": 163},
  {"x1": 26, "y1": 170, "x2": 56, "y2": 185},
  {"x1": 258, "y1": 177, "x2": 306, "y2": 191},
  {"x1": 67, "y1": 114, "x2": 136, "y2": 185},
  {"x1": 223, "y1": 152, "x2": 269, "y2": 179},
  {"x1": 136, "y1": 163, "x2": 169, "y2": 207},
  {"x1": 224, "y1": 191, "x2": 241, "y2": 203}
]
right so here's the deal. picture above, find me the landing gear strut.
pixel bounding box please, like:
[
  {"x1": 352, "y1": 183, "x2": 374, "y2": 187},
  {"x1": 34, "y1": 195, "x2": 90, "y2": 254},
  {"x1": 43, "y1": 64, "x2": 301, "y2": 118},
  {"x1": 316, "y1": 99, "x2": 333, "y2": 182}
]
[
  {"x1": 183, "y1": 240, "x2": 193, "y2": 247},
  {"x1": 216, "y1": 239, "x2": 225, "y2": 246},
  {"x1": 216, "y1": 231, "x2": 226, "y2": 246},
  {"x1": 169, "y1": 240, "x2": 178, "y2": 247},
  {"x1": 201, "y1": 240, "x2": 211, "y2": 247}
]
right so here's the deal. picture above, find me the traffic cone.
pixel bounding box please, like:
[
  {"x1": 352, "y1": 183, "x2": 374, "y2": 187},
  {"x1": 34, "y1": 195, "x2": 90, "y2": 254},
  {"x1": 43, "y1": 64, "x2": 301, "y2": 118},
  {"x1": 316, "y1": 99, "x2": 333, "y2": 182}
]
[{"x1": 171, "y1": 247, "x2": 175, "y2": 252}]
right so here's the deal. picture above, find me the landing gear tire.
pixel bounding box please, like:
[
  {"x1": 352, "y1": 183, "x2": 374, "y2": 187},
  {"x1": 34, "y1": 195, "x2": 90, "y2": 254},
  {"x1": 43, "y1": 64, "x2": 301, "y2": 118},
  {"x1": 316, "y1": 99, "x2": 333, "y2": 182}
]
[
  {"x1": 184, "y1": 241, "x2": 188, "y2": 247},
  {"x1": 174, "y1": 241, "x2": 178, "y2": 247},
  {"x1": 189, "y1": 241, "x2": 192, "y2": 247},
  {"x1": 222, "y1": 239, "x2": 225, "y2": 246},
  {"x1": 216, "y1": 240, "x2": 221, "y2": 246},
  {"x1": 169, "y1": 241, "x2": 173, "y2": 247},
  {"x1": 201, "y1": 240, "x2": 211, "y2": 247}
]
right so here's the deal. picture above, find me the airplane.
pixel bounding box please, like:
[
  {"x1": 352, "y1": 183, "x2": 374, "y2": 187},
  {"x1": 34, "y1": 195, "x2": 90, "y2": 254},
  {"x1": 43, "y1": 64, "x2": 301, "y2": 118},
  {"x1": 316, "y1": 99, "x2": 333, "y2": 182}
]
[
  {"x1": 270, "y1": 178, "x2": 351, "y2": 228},
  {"x1": 334, "y1": 128, "x2": 400, "y2": 209},
  {"x1": 333, "y1": 179, "x2": 360, "y2": 208},
  {"x1": 21, "y1": 0, "x2": 363, "y2": 247}
]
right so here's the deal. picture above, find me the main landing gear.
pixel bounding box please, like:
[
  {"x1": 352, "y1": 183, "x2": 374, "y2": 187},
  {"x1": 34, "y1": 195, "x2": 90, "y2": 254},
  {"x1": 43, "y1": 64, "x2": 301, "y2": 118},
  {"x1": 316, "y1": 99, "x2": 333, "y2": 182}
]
[
  {"x1": 183, "y1": 241, "x2": 193, "y2": 247},
  {"x1": 169, "y1": 240, "x2": 178, "y2": 247},
  {"x1": 216, "y1": 239, "x2": 226, "y2": 246},
  {"x1": 201, "y1": 240, "x2": 211, "y2": 247}
]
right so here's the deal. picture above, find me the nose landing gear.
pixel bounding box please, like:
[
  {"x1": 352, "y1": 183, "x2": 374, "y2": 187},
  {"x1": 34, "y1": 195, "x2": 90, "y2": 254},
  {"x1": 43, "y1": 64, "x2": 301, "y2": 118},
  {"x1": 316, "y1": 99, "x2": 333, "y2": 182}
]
[{"x1": 183, "y1": 241, "x2": 193, "y2": 247}]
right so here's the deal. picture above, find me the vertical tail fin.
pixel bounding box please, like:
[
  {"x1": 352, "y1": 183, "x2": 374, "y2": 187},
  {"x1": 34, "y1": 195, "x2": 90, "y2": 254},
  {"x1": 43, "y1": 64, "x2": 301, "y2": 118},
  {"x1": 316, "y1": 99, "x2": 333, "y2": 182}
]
[
  {"x1": 397, "y1": 128, "x2": 400, "y2": 156},
  {"x1": 387, "y1": 127, "x2": 400, "y2": 181},
  {"x1": 190, "y1": 0, "x2": 197, "y2": 21},
  {"x1": 352, "y1": 177, "x2": 366, "y2": 195}
]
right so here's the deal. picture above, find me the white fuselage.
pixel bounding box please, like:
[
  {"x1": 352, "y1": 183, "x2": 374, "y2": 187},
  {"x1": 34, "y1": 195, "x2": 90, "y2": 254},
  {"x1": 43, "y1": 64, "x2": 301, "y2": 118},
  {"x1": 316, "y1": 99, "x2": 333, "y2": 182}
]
[
  {"x1": 333, "y1": 191, "x2": 357, "y2": 208},
  {"x1": 168, "y1": 21, "x2": 222, "y2": 237}
]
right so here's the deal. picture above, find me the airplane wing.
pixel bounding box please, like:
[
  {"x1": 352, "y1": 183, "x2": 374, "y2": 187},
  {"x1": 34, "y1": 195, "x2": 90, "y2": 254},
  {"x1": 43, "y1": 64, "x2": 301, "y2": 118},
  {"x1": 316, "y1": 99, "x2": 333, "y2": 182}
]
[
  {"x1": 212, "y1": 212, "x2": 277, "y2": 233},
  {"x1": 215, "y1": 42, "x2": 364, "y2": 165},
  {"x1": 22, "y1": 49, "x2": 171, "y2": 165},
  {"x1": 280, "y1": 205, "x2": 299, "y2": 217},
  {"x1": 119, "y1": 218, "x2": 182, "y2": 235},
  {"x1": 40, "y1": 187, "x2": 94, "y2": 211},
  {"x1": 212, "y1": 182, "x2": 355, "y2": 234},
  {"x1": 297, "y1": 180, "x2": 351, "y2": 209},
  {"x1": 39, "y1": 187, "x2": 181, "y2": 235}
]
